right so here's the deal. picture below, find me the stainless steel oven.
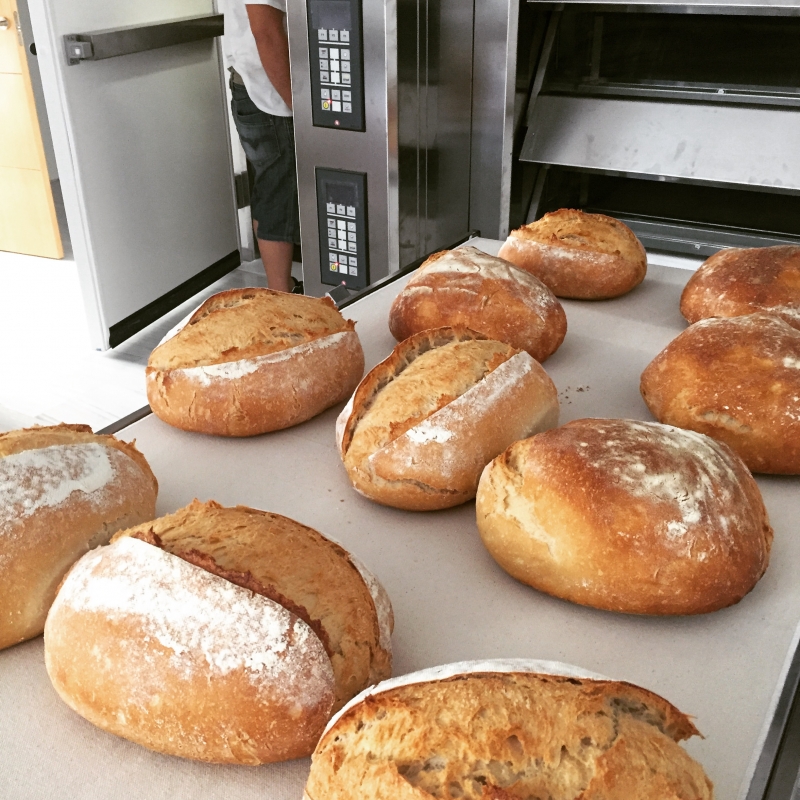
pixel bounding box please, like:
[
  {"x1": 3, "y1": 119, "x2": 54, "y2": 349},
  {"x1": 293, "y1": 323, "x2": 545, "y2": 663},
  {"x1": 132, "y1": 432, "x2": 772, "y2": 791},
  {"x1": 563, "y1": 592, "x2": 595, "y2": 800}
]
[{"x1": 286, "y1": 0, "x2": 518, "y2": 297}]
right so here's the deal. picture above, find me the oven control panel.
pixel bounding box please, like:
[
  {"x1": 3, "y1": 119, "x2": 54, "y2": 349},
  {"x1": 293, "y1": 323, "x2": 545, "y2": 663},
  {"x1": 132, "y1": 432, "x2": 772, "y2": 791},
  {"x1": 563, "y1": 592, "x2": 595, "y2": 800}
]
[
  {"x1": 316, "y1": 168, "x2": 369, "y2": 290},
  {"x1": 307, "y1": 0, "x2": 364, "y2": 132}
]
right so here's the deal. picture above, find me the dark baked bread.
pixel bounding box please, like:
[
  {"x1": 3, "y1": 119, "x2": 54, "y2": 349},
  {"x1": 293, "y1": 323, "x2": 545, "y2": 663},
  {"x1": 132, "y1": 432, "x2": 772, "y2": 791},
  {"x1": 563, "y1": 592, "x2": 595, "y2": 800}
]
[
  {"x1": 681, "y1": 245, "x2": 800, "y2": 329},
  {"x1": 477, "y1": 418, "x2": 772, "y2": 615},
  {"x1": 641, "y1": 313, "x2": 800, "y2": 474},
  {"x1": 389, "y1": 246, "x2": 567, "y2": 362},
  {"x1": 337, "y1": 328, "x2": 559, "y2": 510},
  {"x1": 305, "y1": 661, "x2": 713, "y2": 800},
  {"x1": 497, "y1": 209, "x2": 647, "y2": 299},
  {"x1": 146, "y1": 288, "x2": 365, "y2": 436}
]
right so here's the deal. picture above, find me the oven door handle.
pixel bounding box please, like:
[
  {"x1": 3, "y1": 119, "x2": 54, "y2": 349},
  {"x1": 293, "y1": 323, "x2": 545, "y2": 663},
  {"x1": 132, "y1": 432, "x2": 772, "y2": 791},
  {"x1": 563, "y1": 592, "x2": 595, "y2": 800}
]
[{"x1": 63, "y1": 13, "x2": 224, "y2": 66}]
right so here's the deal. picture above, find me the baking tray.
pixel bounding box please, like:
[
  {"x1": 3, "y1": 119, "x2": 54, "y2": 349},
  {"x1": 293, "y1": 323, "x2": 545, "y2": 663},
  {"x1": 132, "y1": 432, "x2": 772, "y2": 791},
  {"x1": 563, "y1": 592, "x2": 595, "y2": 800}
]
[{"x1": 2, "y1": 239, "x2": 798, "y2": 800}]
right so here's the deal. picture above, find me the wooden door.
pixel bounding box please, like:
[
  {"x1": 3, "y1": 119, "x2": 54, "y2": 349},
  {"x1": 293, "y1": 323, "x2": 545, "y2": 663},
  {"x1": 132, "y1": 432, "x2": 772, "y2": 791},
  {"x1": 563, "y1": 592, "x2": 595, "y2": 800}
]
[{"x1": 0, "y1": 0, "x2": 62, "y2": 258}]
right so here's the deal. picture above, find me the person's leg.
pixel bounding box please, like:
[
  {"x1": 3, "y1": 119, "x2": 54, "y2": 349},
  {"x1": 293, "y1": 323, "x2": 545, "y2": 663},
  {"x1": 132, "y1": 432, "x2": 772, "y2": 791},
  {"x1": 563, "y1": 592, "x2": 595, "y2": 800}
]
[
  {"x1": 230, "y1": 81, "x2": 299, "y2": 292},
  {"x1": 256, "y1": 237, "x2": 293, "y2": 293}
]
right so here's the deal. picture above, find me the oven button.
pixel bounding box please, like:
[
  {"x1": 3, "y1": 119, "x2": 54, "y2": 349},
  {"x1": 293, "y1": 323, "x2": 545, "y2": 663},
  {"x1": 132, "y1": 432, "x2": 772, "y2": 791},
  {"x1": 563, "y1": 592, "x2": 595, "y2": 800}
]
[
  {"x1": 321, "y1": 100, "x2": 330, "y2": 110},
  {"x1": 331, "y1": 72, "x2": 340, "y2": 84},
  {"x1": 340, "y1": 30, "x2": 349, "y2": 42},
  {"x1": 318, "y1": 29, "x2": 327, "y2": 40},
  {"x1": 329, "y1": 29, "x2": 338, "y2": 41},
  {"x1": 329, "y1": 252, "x2": 337, "y2": 262},
  {"x1": 342, "y1": 62, "x2": 350, "y2": 73},
  {"x1": 336, "y1": 204, "x2": 346, "y2": 215},
  {"x1": 326, "y1": 202, "x2": 335, "y2": 213},
  {"x1": 330, "y1": 262, "x2": 338, "y2": 272},
  {"x1": 337, "y1": 220, "x2": 346, "y2": 229},
  {"x1": 332, "y1": 100, "x2": 341, "y2": 112},
  {"x1": 321, "y1": 88, "x2": 330, "y2": 99},
  {"x1": 347, "y1": 232, "x2": 356, "y2": 242},
  {"x1": 346, "y1": 206, "x2": 355, "y2": 217},
  {"x1": 348, "y1": 243, "x2": 357, "y2": 252},
  {"x1": 319, "y1": 47, "x2": 328, "y2": 57},
  {"x1": 347, "y1": 222, "x2": 356, "y2": 231},
  {"x1": 331, "y1": 89, "x2": 341, "y2": 100},
  {"x1": 342, "y1": 102, "x2": 351, "y2": 113},
  {"x1": 319, "y1": 59, "x2": 328, "y2": 70},
  {"x1": 328, "y1": 237, "x2": 337, "y2": 247},
  {"x1": 320, "y1": 71, "x2": 329, "y2": 82},
  {"x1": 342, "y1": 90, "x2": 351, "y2": 101},
  {"x1": 341, "y1": 49, "x2": 350, "y2": 60},
  {"x1": 342, "y1": 74, "x2": 351, "y2": 85},
  {"x1": 330, "y1": 48, "x2": 339, "y2": 59},
  {"x1": 349, "y1": 257, "x2": 357, "y2": 267}
]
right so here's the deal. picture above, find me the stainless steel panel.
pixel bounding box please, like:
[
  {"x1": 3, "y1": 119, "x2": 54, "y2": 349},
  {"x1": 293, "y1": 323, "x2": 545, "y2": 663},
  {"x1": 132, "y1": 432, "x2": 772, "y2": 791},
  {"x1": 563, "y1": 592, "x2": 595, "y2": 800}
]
[
  {"x1": 287, "y1": 0, "x2": 395, "y2": 298},
  {"x1": 521, "y1": 95, "x2": 800, "y2": 192},
  {"x1": 528, "y1": 0, "x2": 800, "y2": 15},
  {"x1": 469, "y1": 0, "x2": 519, "y2": 240},
  {"x1": 397, "y1": 0, "x2": 474, "y2": 265}
]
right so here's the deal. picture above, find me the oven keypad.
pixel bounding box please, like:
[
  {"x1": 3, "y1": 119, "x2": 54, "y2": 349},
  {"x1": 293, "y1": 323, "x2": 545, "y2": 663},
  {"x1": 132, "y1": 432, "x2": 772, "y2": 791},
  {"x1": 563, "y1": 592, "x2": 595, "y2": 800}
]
[
  {"x1": 324, "y1": 209, "x2": 360, "y2": 275},
  {"x1": 316, "y1": 33, "x2": 353, "y2": 112}
]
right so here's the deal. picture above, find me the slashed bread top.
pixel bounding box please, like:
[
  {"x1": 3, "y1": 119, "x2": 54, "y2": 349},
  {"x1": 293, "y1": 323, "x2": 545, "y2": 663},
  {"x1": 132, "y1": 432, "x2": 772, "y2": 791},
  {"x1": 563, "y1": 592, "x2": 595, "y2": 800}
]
[
  {"x1": 148, "y1": 288, "x2": 355, "y2": 371},
  {"x1": 344, "y1": 335, "x2": 514, "y2": 470}
]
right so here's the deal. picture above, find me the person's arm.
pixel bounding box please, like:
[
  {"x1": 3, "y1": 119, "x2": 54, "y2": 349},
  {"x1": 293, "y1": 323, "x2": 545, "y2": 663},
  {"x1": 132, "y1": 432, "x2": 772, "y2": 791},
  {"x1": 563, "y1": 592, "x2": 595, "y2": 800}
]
[{"x1": 246, "y1": 4, "x2": 292, "y2": 110}]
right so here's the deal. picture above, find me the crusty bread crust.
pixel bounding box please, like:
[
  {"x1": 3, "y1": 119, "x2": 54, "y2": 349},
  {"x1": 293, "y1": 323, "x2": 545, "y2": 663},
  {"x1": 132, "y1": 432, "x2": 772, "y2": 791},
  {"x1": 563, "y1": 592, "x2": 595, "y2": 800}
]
[
  {"x1": 112, "y1": 500, "x2": 393, "y2": 710},
  {"x1": 146, "y1": 288, "x2": 365, "y2": 436},
  {"x1": 476, "y1": 418, "x2": 772, "y2": 615},
  {"x1": 389, "y1": 246, "x2": 567, "y2": 362},
  {"x1": 0, "y1": 424, "x2": 157, "y2": 651},
  {"x1": 680, "y1": 245, "x2": 800, "y2": 329},
  {"x1": 305, "y1": 668, "x2": 712, "y2": 800},
  {"x1": 641, "y1": 313, "x2": 800, "y2": 474},
  {"x1": 337, "y1": 328, "x2": 559, "y2": 510},
  {"x1": 498, "y1": 209, "x2": 647, "y2": 299},
  {"x1": 45, "y1": 536, "x2": 335, "y2": 764}
]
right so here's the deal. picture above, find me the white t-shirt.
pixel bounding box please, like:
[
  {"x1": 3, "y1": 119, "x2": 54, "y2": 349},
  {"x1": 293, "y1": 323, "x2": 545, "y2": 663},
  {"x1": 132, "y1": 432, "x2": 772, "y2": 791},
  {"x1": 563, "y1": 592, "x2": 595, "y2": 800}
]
[{"x1": 220, "y1": 0, "x2": 292, "y2": 117}]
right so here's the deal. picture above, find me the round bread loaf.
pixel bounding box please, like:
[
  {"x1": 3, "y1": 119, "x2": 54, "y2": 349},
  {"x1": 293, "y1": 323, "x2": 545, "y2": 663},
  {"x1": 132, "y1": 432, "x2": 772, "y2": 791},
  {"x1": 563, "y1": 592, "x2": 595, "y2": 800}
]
[
  {"x1": 680, "y1": 245, "x2": 800, "y2": 329},
  {"x1": 497, "y1": 209, "x2": 647, "y2": 299},
  {"x1": 146, "y1": 288, "x2": 365, "y2": 436},
  {"x1": 304, "y1": 659, "x2": 712, "y2": 800},
  {"x1": 44, "y1": 500, "x2": 393, "y2": 764},
  {"x1": 336, "y1": 327, "x2": 559, "y2": 510},
  {"x1": 476, "y1": 418, "x2": 772, "y2": 615},
  {"x1": 641, "y1": 313, "x2": 800, "y2": 474},
  {"x1": 0, "y1": 424, "x2": 157, "y2": 651},
  {"x1": 388, "y1": 246, "x2": 567, "y2": 362}
]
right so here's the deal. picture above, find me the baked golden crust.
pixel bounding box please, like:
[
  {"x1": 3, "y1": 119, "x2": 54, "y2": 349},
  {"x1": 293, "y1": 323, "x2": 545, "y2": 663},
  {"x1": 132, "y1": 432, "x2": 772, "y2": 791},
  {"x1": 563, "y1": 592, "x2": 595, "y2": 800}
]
[
  {"x1": 112, "y1": 500, "x2": 393, "y2": 711},
  {"x1": 680, "y1": 245, "x2": 800, "y2": 329},
  {"x1": 146, "y1": 288, "x2": 365, "y2": 436},
  {"x1": 0, "y1": 424, "x2": 157, "y2": 651},
  {"x1": 641, "y1": 313, "x2": 800, "y2": 474},
  {"x1": 389, "y1": 246, "x2": 567, "y2": 362},
  {"x1": 498, "y1": 209, "x2": 647, "y2": 299},
  {"x1": 337, "y1": 328, "x2": 559, "y2": 510},
  {"x1": 476, "y1": 418, "x2": 772, "y2": 615},
  {"x1": 45, "y1": 535, "x2": 335, "y2": 764},
  {"x1": 305, "y1": 671, "x2": 712, "y2": 800}
]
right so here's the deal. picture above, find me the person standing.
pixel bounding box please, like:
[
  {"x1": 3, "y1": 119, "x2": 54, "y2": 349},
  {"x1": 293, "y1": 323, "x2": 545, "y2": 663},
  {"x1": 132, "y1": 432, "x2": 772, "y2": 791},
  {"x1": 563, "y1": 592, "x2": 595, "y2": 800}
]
[{"x1": 220, "y1": 0, "x2": 299, "y2": 293}]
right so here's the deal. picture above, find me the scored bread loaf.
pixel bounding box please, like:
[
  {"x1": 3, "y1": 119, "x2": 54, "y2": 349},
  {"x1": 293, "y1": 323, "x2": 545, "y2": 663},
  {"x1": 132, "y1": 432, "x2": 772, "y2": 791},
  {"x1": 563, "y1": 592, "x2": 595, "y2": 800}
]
[
  {"x1": 44, "y1": 500, "x2": 393, "y2": 764},
  {"x1": 0, "y1": 424, "x2": 157, "y2": 651},
  {"x1": 476, "y1": 418, "x2": 772, "y2": 615},
  {"x1": 389, "y1": 246, "x2": 567, "y2": 362},
  {"x1": 336, "y1": 327, "x2": 559, "y2": 510},
  {"x1": 304, "y1": 660, "x2": 713, "y2": 800},
  {"x1": 146, "y1": 288, "x2": 365, "y2": 436},
  {"x1": 640, "y1": 313, "x2": 800, "y2": 474},
  {"x1": 680, "y1": 245, "x2": 800, "y2": 329},
  {"x1": 498, "y1": 209, "x2": 647, "y2": 299}
]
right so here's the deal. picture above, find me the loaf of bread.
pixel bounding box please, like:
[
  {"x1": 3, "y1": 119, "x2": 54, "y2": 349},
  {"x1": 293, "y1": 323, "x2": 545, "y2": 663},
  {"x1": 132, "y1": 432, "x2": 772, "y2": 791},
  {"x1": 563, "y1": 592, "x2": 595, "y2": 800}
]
[
  {"x1": 336, "y1": 328, "x2": 559, "y2": 510},
  {"x1": 389, "y1": 246, "x2": 567, "y2": 362},
  {"x1": 44, "y1": 500, "x2": 393, "y2": 764},
  {"x1": 681, "y1": 245, "x2": 800, "y2": 329},
  {"x1": 497, "y1": 209, "x2": 647, "y2": 299},
  {"x1": 146, "y1": 288, "x2": 365, "y2": 436},
  {"x1": 641, "y1": 313, "x2": 800, "y2": 474},
  {"x1": 477, "y1": 418, "x2": 772, "y2": 615},
  {"x1": 304, "y1": 659, "x2": 713, "y2": 800},
  {"x1": 0, "y1": 424, "x2": 157, "y2": 651}
]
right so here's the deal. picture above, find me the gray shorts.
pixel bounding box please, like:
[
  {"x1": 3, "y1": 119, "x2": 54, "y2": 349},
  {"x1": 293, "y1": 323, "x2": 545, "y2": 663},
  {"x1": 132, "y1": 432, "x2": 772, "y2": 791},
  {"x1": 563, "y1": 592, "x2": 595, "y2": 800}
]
[{"x1": 230, "y1": 79, "x2": 300, "y2": 244}]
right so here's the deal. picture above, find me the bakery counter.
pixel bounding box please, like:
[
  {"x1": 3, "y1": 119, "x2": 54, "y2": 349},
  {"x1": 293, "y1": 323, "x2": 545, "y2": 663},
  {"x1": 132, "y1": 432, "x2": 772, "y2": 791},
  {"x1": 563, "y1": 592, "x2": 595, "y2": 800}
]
[{"x1": 2, "y1": 239, "x2": 799, "y2": 800}]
